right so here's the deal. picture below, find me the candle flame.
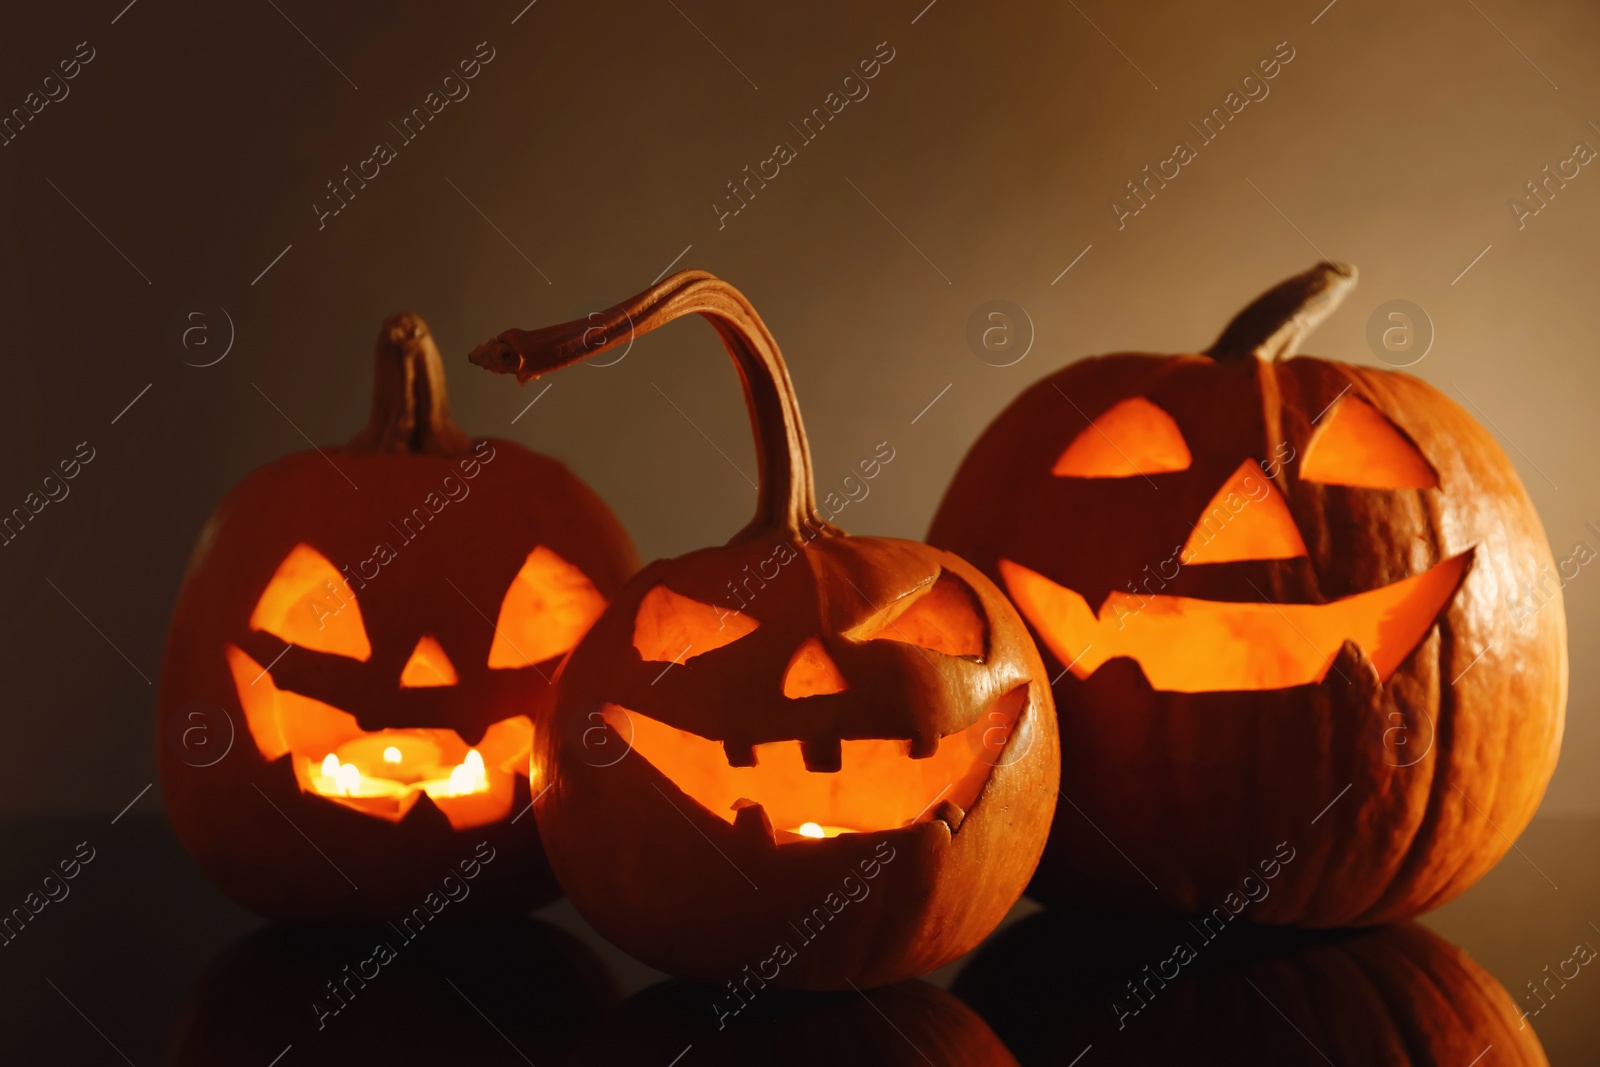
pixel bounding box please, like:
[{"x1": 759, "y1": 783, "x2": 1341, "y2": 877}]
[
  {"x1": 798, "y1": 822, "x2": 825, "y2": 839},
  {"x1": 382, "y1": 746, "x2": 403, "y2": 764},
  {"x1": 321, "y1": 753, "x2": 339, "y2": 778},
  {"x1": 335, "y1": 762, "x2": 360, "y2": 796}
]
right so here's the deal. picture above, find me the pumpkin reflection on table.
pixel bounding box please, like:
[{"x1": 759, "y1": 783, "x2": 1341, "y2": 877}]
[{"x1": 952, "y1": 910, "x2": 1548, "y2": 1066}]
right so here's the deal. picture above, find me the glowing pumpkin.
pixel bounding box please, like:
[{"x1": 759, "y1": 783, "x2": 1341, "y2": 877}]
[
  {"x1": 158, "y1": 312, "x2": 637, "y2": 921},
  {"x1": 469, "y1": 270, "x2": 1059, "y2": 988},
  {"x1": 929, "y1": 262, "x2": 1566, "y2": 924},
  {"x1": 954, "y1": 912, "x2": 1547, "y2": 1066}
]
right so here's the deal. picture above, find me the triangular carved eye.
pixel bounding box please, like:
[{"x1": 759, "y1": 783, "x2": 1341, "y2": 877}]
[
  {"x1": 488, "y1": 547, "x2": 607, "y2": 668},
  {"x1": 250, "y1": 544, "x2": 370, "y2": 660},
  {"x1": 782, "y1": 638, "x2": 848, "y2": 697},
  {"x1": 1054, "y1": 397, "x2": 1191, "y2": 478},
  {"x1": 1301, "y1": 396, "x2": 1438, "y2": 489},
  {"x1": 850, "y1": 571, "x2": 986, "y2": 659},
  {"x1": 633, "y1": 585, "x2": 759, "y2": 664}
]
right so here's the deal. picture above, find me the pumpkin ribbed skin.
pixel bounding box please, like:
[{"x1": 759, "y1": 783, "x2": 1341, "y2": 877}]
[
  {"x1": 158, "y1": 314, "x2": 638, "y2": 922},
  {"x1": 469, "y1": 271, "x2": 1059, "y2": 989},
  {"x1": 929, "y1": 264, "x2": 1565, "y2": 926}
]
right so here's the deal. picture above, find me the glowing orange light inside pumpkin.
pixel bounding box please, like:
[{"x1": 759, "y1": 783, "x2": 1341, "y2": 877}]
[
  {"x1": 225, "y1": 645, "x2": 530, "y2": 829},
  {"x1": 602, "y1": 686, "x2": 1026, "y2": 839},
  {"x1": 1180, "y1": 459, "x2": 1309, "y2": 566},
  {"x1": 398, "y1": 635, "x2": 458, "y2": 687},
  {"x1": 248, "y1": 544, "x2": 370, "y2": 660},
  {"x1": 1053, "y1": 396, "x2": 1191, "y2": 477},
  {"x1": 632, "y1": 585, "x2": 759, "y2": 663},
  {"x1": 848, "y1": 571, "x2": 987, "y2": 659},
  {"x1": 1301, "y1": 396, "x2": 1439, "y2": 489},
  {"x1": 487, "y1": 546, "x2": 609, "y2": 668},
  {"x1": 782, "y1": 638, "x2": 848, "y2": 698},
  {"x1": 998, "y1": 553, "x2": 1470, "y2": 692}
]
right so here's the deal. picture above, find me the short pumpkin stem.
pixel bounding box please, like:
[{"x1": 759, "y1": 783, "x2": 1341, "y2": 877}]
[
  {"x1": 1206, "y1": 261, "x2": 1357, "y2": 362},
  {"x1": 350, "y1": 312, "x2": 472, "y2": 456},
  {"x1": 468, "y1": 270, "x2": 833, "y2": 544}
]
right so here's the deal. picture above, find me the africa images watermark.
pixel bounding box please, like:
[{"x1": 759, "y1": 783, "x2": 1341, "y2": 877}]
[
  {"x1": 0, "y1": 40, "x2": 96, "y2": 148},
  {"x1": 711, "y1": 839, "x2": 898, "y2": 1029},
  {"x1": 313, "y1": 41, "x2": 498, "y2": 230},
  {"x1": 1507, "y1": 123, "x2": 1596, "y2": 231},
  {"x1": 1111, "y1": 840, "x2": 1298, "y2": 1029},
  {"x1": 311, "y1": 840, "x2": 498, "y2": 1029},
  {"x1": 708, "y1": 441, "x2": 897, "y2": 630},
  {"x1": 1112, "y1": 40, "x2": 1297, "y2": 230},
  {"x1": 713, "y1": 41, "x2": 898, "y2": 230},
  {"x1": 0, "y1": 840, "x2": 97, "y2": 948}
]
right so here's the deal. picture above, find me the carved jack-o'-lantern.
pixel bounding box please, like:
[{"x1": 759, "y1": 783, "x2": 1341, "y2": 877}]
[
  {"x1": 930, "y1": 263, "x2": 1566, "y2": 925},
  {"x1": 469, "y1": 271, "x2": 1059, "y2": 989},
  {"x1": 158, "y1": 313, "x2": 637, "y2": 921}
]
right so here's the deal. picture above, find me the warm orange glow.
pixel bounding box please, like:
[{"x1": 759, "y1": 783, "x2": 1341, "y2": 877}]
[
  {"x1": 850, "y1": 572, "x2": 986, "y2": 659},
  {"x1": 632, "y1": 584, "x2": 759, "y2": 663},
  {"x1": 1053, "y1": 397, "x2": 1191, "y2": 478},
  {"x1": 226, "y1": 645, "x2": 531, "y2": 829},
  {"x1": 487, "y1": 546, "x2": 608, "y2": 668},
  {"x1": 604, "y1": 687, "x2": 1026, "y2": 838},
  {"x1": 782, "y1": 638, "x2": 848, "y2": 697},
  {"x1": 792, "y1": 822, "x2": 856, "y2": 839},
  {"x1": 1180, "y1": 459, "x2": 1309, "y2": 565},
  {"x1": 249, "y1": 544, "x2": 370, "y2": 660},
  {"x1": 399, "y1": 635, "x2": 458, "y2": 687},
  {"x1": 1301, "y1": 396, "x2": 1438, "y2": 489},
  {"x1": 999, "y1": 554, "x2": 1469, "y2": 692}
]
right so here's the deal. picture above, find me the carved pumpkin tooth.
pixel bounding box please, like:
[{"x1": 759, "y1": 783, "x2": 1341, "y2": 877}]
[
  {"x1": 469, "y1": 271, "x2": 1059, "y2": 989},
  {"x1": 731, "y1": 798, "x2": 775, "y2": 844},
  {"x1": 931, "y1": 799, "x2": 966, "y2": 832},
  {"x1": 160, "y1": 308, "x2": 639, "y2": 924},
  {"x1": 930, "y1": 259, "x2": 1564, "y2": 927},
  {"x1": 800, "y1": 738, "x2": 842, "y2": 773},
  {"x1": 1327, "y1": 638, "x2": 1381, "y2": 697}
]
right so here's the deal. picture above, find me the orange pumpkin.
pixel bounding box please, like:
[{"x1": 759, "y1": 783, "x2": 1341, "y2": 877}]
[
  {"x1": 954, "y1": 912, "x2": 1547, "y2": 1066},
  {"x1": 929, "y1": 262, "x2": 1565, "y2": 924},
  {"x1": 158, "y1": 313, "x2": 637, "y2": 921},
  {"x1": 469, "y1": 270, "x2": 1059, "y2": 988}
]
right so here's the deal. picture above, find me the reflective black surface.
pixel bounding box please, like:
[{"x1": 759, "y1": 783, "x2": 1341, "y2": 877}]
[{"x1": 0, "y1": 812, "x2": 1593, "y2": 1064}]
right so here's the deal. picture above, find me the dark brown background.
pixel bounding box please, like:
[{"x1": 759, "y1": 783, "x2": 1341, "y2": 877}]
[{"x1": 0, "y1": 2, "x2": 1593, "y2": 859}]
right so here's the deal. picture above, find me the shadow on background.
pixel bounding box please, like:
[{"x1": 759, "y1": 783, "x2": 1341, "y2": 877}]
[
  {"x1": 164, "y1": 917, "x2": 618, "y2": 1066},
  {"x1": 953, "y1": 910, "x2": 1548, "y2": 1066}
]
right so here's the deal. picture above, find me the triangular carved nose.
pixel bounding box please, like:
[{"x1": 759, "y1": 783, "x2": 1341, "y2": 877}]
[
  {"x1": 782, "y1": 637, "x2": 848, "y2": 698},
  {"x1": 1180, "y1": 459, "x2": 1308, "y2": 565},
  {"x1": 399, "y1": 635, "x2": 458, "y2": 687}
]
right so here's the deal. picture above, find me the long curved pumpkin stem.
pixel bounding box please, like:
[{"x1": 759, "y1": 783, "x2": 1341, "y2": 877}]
[
  {"x1": 349, "y1": 312, "x2": 472, "y2": 456},
  {"x1": 1207, "y1": 261, "x2": 1357, "y2": 362},
  {"x1": 468, "y1": 270, "x2": 834, "y2": 544}
]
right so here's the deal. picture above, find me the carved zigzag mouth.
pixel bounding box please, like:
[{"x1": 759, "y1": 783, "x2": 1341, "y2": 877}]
[
  {"x1": 999, "y1": 552, "x2": 1471, "y2": 694},
  {"x1": 603, "y1": 688, "x2": 1027, "y2": 844}
]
